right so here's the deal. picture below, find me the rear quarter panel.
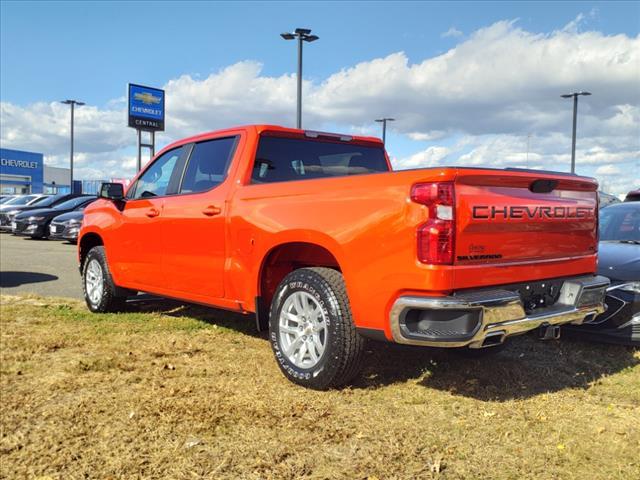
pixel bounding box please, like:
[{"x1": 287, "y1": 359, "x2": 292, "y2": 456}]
[{"x1": 228, "y1": 168, "x2": 459, "y2": 332}]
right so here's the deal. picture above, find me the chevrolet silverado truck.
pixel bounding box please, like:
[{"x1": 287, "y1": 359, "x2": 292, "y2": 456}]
[{"x1": 79, "y1": 125, "x2": 609, "y2": 389}]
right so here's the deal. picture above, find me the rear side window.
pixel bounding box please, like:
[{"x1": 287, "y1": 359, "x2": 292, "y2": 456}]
[
  {"x1": 180, "y1": 137, "x2": 237, "y2": 194},
  {"x1": 131, "y1": 147, "x2": 183, "y2": 199},
  {"x1": 251, "y1": 136, "x2": 389, "y2": 184}
]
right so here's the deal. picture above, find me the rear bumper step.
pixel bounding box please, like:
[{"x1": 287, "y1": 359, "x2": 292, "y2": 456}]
[{"x1": 389, "y1": 275, "x2": 609, "y2": 348}]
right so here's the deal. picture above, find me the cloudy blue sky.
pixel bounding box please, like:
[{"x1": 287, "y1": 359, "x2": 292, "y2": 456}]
[{"x1": 1, "y1": 1, "x2": 638, "y2": 195}]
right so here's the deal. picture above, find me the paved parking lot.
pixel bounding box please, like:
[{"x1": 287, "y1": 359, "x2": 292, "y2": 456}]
[{"x1": 0, "y1": 233, "x2": 82, "y2": 299}]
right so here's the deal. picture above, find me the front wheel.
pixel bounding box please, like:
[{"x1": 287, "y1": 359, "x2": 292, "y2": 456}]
[
  {"x1": 269, "y1": 267, "x2": 365, "y2": 390},
  {"x1": 82, "y1": 246, "x2": 128, "y2": 312}
]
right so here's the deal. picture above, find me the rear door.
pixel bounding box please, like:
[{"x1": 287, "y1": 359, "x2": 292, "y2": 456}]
[
  {"x1": 112, "y1": 146, "x2": 185, "y2": 289},
  {"x1": 161, "y1": 135, "x2": 239, "y2": 299},
  {"x1": 454, "y1": 170, "x2": 598, "y2": 265}
]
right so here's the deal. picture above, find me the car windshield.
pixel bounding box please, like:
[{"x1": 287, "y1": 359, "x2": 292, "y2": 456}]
[
  {"x1": 4, "y1": 195, "x2": 37, "y2": 206},
  {"x1": 53, "y1": 196, "x2": 94, "y2": 210},
  {"x1": 29, "y1": 196, "x2": 50, "y2": 205},
  {"x1": 0, "y1": 197, "x2": 15, "y2": 204},
  {"x1": 34, "y1": 195, "x2": 65, "y2": 207},
  {"x1": 599, "y1": 205, "x2": 640, "y2": 242}
]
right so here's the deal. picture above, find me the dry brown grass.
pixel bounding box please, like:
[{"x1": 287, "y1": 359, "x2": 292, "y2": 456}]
[{"x1": 1, "y1": 294, "x2": 639, "y2": 479}]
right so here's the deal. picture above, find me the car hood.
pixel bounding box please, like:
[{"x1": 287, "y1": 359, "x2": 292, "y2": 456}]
[
  {"x1": 0, "y1": 204, "x2": 44, "y2": 214},
  {"x1": 52, "y1": 210, "x2": 84, "y2": 223},
  {"x1": 597, "y1": 241, "x2": 640, "y2": 282},
  {"x1": 14, "y1": 207, "x2": 71, "y2": 220}
]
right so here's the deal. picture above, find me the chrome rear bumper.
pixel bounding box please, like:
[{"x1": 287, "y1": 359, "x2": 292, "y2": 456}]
[{"x1": 390, "y1": 275, "x2": 609, "y2": 348}]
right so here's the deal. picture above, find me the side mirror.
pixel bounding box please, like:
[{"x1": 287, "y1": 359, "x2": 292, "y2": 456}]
[{"x1": 99, "y1": 182, "x2": 125, "y2": 201}]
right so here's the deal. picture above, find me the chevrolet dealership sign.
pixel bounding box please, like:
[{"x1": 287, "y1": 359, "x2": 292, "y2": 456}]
[
  {"x1": 128, "y1": 83, "x2": 165, "y2": 131},
  {"x1": 1, "y1": 158, "x2": 39, "y2": 169}
]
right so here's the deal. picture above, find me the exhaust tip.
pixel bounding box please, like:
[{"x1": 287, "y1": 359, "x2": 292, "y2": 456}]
[
  {"x1": 538, "y1": 324, "x2": 561, "y2": 340},
  {"x1": 481, "y1": 332, "x2": 505, "y2": 347}
]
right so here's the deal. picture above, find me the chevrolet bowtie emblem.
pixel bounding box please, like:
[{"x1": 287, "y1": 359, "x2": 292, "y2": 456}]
[{"x1": 134, "y1": 92, "x2": 161, "y2": 105}]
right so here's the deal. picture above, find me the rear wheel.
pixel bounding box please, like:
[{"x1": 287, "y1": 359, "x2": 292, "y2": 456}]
[
  {"x1": 269, "y1": 267, "x2": 365, "y2": 390},
  {"x1": 82, "y1": 246, "x2": 128, "y2": 312}
]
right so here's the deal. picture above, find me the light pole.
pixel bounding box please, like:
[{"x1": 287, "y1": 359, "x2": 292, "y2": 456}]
[
  {"x1": 375, "y1": 118, "x2": 395, "y2": 144},
  {"x1": 61, "y1": 99, "x2": 85, "y2": 192},
  {"x1": 281, "y1": 28, "x2": 319, "y2": 129},
  {"x1": 561, "y1": 91, "x2": 591, "y2": 174}
]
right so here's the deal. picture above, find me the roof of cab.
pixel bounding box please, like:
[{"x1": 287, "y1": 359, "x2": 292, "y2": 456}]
[{"x1": 161, "y1": 124, "x2": 383, "y2": 153}]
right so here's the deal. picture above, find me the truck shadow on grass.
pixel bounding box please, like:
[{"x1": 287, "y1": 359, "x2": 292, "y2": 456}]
[
  {"x1": 128, "y1": 296, "x2": 263, "y2": 338},
  {"x1": 128, "y1": 297, "x2": 639, "y2": 402},
  {"x1": 356, "y1": 338, "x2": 639, "y2": 401}
]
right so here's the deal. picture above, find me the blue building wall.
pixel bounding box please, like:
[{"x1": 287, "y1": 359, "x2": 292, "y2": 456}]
[{"x1": 0, "y1": 148, "x2": 44, "y2": 193}]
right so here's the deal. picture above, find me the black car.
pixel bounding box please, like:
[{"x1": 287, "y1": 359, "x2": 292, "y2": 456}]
[
  {"x1": 625, "y1": 189, "x2": 640, "y2": 202},
  {"x1": 0, "y1": 194, "x2": 50, "y2": 231},
  {"x1": 564, "y1": 203, "x2": 639, "y2": 346},
  {"x1": 0, "y1": 194, "x2": 81, "y2": 231},
  {"x1": 0, "y1": 195, "x2": 17, "y2": 204},
  {"x1": 49, "y1": 209, "x2": 84, "y2": 242},
  {"x1": 12, "y1": 195, "x2": 96, "y2": 239}
]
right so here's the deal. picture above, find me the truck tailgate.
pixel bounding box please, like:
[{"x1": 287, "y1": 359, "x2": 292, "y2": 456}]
[{"x1": 454, "y1": 170, "x2": 598, "y2": 268}]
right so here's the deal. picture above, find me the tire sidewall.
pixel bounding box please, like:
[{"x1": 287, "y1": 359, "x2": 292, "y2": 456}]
[
  {"x1": 82, "y1": 247, "x2": 112, "y2": 313},
  {"x1": 269, "y1": 271, "x2": 342, "y2": 387}
]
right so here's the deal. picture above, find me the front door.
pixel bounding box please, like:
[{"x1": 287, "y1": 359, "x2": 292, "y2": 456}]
[
  {"x1": 112, "y1": 146, "x2": 184, "y2": 290},
  {"x1": 161, "y1": 136, "x2": 239, "y2": 299}
]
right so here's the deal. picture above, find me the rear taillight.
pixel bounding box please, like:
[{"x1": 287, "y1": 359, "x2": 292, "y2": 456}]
[{"x1": 411, "y1": 182, "x2": 455, "y2": 265}]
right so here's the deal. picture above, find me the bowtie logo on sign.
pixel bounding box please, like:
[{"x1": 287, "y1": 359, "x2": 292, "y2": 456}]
[{"x1": 133, "y1": 92, "x2": 162, "y2": 105}]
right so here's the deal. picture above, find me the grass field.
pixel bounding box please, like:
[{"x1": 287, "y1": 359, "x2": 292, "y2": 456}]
[{"x1": 1, "y1": 294, "x2": 639, "y2": 479}]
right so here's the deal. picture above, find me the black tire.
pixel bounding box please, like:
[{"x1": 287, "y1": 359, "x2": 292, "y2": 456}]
[
  {"x1": 82, "y1": 246, "x2": 128, "y2": 313},
  {"x1": 269, "y1": 267, "x2": 366, "y2": 390}
]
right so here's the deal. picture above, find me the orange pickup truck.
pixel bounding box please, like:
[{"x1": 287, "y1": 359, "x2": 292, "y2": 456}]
[{"x1": 79, "y1": 125, "x2": 609, "y2": 389}]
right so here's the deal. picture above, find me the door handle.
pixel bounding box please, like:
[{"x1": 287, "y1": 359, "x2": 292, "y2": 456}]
[
  {"x1": 146, "y1": 207, "x2": 160, "y2": 218},
  {"x1": 202, "y1": 205, "x2": 222, "y2": 216}
]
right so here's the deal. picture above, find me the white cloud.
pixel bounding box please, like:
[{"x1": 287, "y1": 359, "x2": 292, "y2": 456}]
[
  {"x1": 394, "y1": 146, "x2": 452, "y2": 169},
  {"x1": 0, "y1": 19, "x2": 638, "y2": 195},
  {"x1": 441, "y1": 27, "x2": 463, "y2": 38},
  {"x1": 561, "y1": 13, "x2": 586, "y2": 34},
  {"x1": 595, "y1": 164, "x2": 622, "y2": 175},
  {"x1": 407, "y1": 131, "x2": 446, "y2": 141}
]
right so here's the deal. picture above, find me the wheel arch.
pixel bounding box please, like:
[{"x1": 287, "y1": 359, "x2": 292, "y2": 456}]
[
  {"x1": 78, "y1": 231, "x2": 104, "y2": 268},
  {"x1": 255, "y1": 241, "x2": 343, "y2": 330}
]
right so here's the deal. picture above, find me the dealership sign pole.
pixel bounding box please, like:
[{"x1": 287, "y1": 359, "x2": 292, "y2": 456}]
[{"x1": 128, "y1": 84, "x2": 165, "y2": 171}]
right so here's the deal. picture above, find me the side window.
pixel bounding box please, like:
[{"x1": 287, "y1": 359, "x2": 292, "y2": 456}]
[
  {"x1": 179, "y1": 137, "x2": 237, "y2": 194},
  {"x1": 130, "y1": 147, "x2": 183, "y2": 199}
]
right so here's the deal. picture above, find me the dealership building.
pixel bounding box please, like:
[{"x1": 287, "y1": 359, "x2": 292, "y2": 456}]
[{"x1": 0, "y1": 148, "x2": 74, "y2": 194}]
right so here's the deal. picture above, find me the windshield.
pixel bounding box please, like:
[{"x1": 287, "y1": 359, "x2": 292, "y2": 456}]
[
  {"x1": 0, "y1": 197, "x2": 15, "y2": 204},
  {"x1": 31, "y1": 196, "x2": 52, "y2": 205},
  {"x1": 34, "y1": 195, "x2": 65, "y2": 207},
  {"x1": 4, "y1": 195, "x2": 38, "y2": 206},
  {"x1": 53, "y1": 196, "x2": 94, "y2": 210},
  {"x1": 600, "y1": 206, "x2": 640, "y2": 242}
]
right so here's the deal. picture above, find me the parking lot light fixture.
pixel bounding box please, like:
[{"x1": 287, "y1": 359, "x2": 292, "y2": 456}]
[
  {"x1": 561, "y1": 91, "x2": 591, "y2": 174},
  {"x1": 281, "y1": 28, "x2": 319, "y2": 129},
  {"x1": 61, "y1": 99, "x2": 85, "y2": 192},
  {"x1": 375, "y1": 118, "x2": 395, "y2": 145}
]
